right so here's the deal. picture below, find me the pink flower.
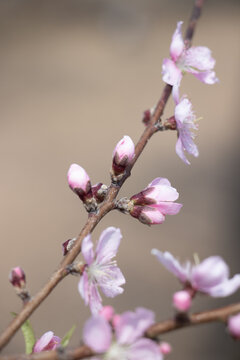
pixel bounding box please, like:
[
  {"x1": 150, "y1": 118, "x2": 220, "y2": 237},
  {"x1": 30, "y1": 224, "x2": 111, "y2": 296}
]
[
  {"x1": 152, "y1": 250, "x2": 240, "y2": 298},
  {"x1": 173, "y1": 290, "x2": 192, "y2": 312},
  {"x1": 33, "y1": 331, "x2": 61, "y2": 352},
  {"x1": 83, "y1": 308, "x2": 163, "y2": 360},
  {"x1": 129, "y1": 177, "x2": 182, "y2": 225},
  {"x1": 78, "y1": 227, "x2": 125, "y2": 315},
  {"x1": 228, "y1": 313, "x2": 240, "y2": 339},
  {"x1": 162, "y1": 21, "x2": 218, "y2": 87},
  {"x1": 112, "y1": 136, "x2": 135, "y2": 177},
  {"x1": 174, "y1": 97, "x2": 199, "y2": 165}
]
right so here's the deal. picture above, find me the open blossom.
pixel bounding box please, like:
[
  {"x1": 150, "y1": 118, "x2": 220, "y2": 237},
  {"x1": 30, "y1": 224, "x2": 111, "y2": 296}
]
[
  {"x1": 78, "y1": 227, "x2": 125, "y2": 315},
  {"x1": 129, "y1": 178, "x2": 182, "y2": 225},
  {"x1": 112, "y1": 136, "x2": 135, "y2": 178},
  {"x1": 83, "y1": 307, "x2": 163, "y2": 360},
  {"x1": 174, "y1": 96, "x2": 199, "y2": 165},
  {"x1": 152, "y1": 250, "x2": 240, "y2": 297},
  {"x1": 162, "y1": 21, "x2": 218, "y2": 87},
  {"x1": 33, "y1": 331, "x2": 61, "y2": 352}
]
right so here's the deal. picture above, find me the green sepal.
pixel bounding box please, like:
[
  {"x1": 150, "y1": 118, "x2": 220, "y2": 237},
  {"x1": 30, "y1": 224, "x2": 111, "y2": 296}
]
[
  {"x1": 61, "y1": 325, "x2": 76, "y2": 348},
  {"x1": 11, "y1": 312, "x2": 36, "y2": 354}
]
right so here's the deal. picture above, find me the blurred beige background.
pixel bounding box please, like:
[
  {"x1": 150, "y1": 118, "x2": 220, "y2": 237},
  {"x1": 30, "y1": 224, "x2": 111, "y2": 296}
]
[{"x1": 0, "y1": 0, "x2": 240, "y2": 358}]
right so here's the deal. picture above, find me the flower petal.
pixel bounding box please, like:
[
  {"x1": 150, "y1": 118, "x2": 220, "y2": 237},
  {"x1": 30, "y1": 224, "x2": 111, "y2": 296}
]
[
  {"x1": 191, "y1": 256, "x2": 229, "y2": 292},
  {"x1": 151, "y1": 202, "x2": 182, "y2": 215},
  {"x1": 78, "y1": 271, "x2": 89, "y2": 306},
  {"x1": 170, "y1": 21, "x2": 184, "y2": 62},
  {"x1": 116, "y1": 308, "x2": 155, "y2": 345},
  {"x1": 162, "y1": 58, "x2": 182, "y2": 86},
  {"x1": 100, "y1": 267, "x2": 125, "y2": 298},
  {"x1": 33, "y1": 331, "x2": 54, "y2": 353},
  {"x1": 151, "y1": 249, "x2": 190, "y2": 283},
  {"x1": 176, "y1": 136, "x2": 191, "y2": 165},
  {"x1": 208, "y1": 274, "x2": 240, "y2": 297},
  {"x1": 81, "y1": 234, "x2": 94, "y2": 265},
  {"x1": 185, "y1": 46, "x2": 216, "y2": 71},
  {"x1": 193, "y1": 70, "x2": 219, "y2": 84},
  {"x1": 146, "y1": 185, "x2": 179, "y2": 202},
  {"x1": 96, "y1": 227, "x2": 122, "y2": 264},
  {"x1": 128, "y1": 338, "x2": 163, "y2": 360},
  {"x1": 83, "y1": 315, "x2": 112, "y2": 353},
  {"x1": 148, "y1": 178, "x2": 171, "y2": 187}
]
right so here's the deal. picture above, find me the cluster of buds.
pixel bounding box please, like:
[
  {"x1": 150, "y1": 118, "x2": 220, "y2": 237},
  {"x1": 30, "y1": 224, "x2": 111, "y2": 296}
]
[
  {"x1": 111, "y1": 135, "x2": 135, "y2": 183},
  {"x1": 9, "y1": 267, "x2": 30, "y2": 303},
  {"x1": 118, "y1": 177, "x2": 182, "y2": 225}
]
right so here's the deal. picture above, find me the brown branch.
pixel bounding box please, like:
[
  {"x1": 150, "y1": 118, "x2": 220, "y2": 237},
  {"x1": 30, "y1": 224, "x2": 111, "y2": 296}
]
[
  {"x1": 0, "y1": 0, "x2": 205, "y2": 351},
  {"x1": 1, "y1": 301, "x2": 239, "y2": 360}
]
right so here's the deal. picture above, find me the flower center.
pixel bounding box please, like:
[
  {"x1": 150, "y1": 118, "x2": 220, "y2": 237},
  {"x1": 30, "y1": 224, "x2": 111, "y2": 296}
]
[{"x1": 104, "y1": 342, "x2": 128, "y2": 360}]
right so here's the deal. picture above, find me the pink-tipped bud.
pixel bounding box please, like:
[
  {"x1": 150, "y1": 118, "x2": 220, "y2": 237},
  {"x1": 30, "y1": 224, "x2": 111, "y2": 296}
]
[
  {"x1": 9, "y1": 267, "x2": 26, "y2": 289},
  {"x1": 99, "y1": 306, "x2": 115, "y2": 322},
  {"x1": 67, "y1": 164, "x2": 92, "y2": 200},
  {"x1": 62, "y1": 237, "x2": 77, "y2": 256},
  {"x1": 173, "y1": 290, "x2": 192, "y2": 312},
  {"x1": 142, "y1": 109, "x2": 151, "y2": 126},
  {"x1": 228, "y1": 313, "x2": 240, "y2": 339},
  {"x1": 112, "y1": 136, "x2": 135, "y2": 177},
  {"x1": 159, "y1": 342, "x2": 172, "y2": 355}
]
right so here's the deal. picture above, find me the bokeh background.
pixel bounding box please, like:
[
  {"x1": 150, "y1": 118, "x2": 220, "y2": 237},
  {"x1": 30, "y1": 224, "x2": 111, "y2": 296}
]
[{"x1": 0, "y1": 0, "x2": 240, "y2": 358}]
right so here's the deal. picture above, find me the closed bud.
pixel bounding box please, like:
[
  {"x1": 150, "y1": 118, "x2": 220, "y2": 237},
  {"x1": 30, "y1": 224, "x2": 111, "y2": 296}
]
[
  {"x1": 67, "y1": 164, "x2": 92, "y2": 200},
  {"x1": 112, "y1": 136, "x2": 135, "y2": 181},
  {"x1": 9, "y1": 267, "x2": 26, "y2": 289},
  {"x1": 228, "y1": 313, "x2": 240, "y2": 339},
  {"x1": 67, "y1": 164, "x2": 97, "y2": 212},
  {"x1": 173, "y1": 290, "x2": 192, "y2": 312},
  {"x1": 159, "y1": 342, "x2": 172, "y2": 355},
  {"x1": 62, "y1": 237, "x2": 76, "y2": 256}
]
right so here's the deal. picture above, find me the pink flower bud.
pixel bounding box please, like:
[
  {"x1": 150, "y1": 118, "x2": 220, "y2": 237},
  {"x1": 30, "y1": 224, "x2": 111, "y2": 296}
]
[
  {"x1": 173, "y1": 290, "x2": 192, "y2": 312},
  {"x1": 228, "y1": 313, "x2": 240, "y2": 339},
  {"x1": 62, "y1": 237, "x2": 76, "y2": 256},
  {"x1": 99, "y1": 306, "x2": 115, "y2": 322},
  {"x1": 159, "y1": 342, "x2": 172, "y2": 355},
  {"x1": 9, "y1": 267, "x2": 26, "y2": 289},
  {"x1": 129, "y1": 178, "x2": 182, "y2": 225},
  {"x1": 112, "y1": 136, "x2": 135, "y2": 176},
  {"x1": 33, "y1": 331, "x2": 61, "y2": 352},
  {"x1": 67, "y1": 164, "x2": 92, "y2": 201}
]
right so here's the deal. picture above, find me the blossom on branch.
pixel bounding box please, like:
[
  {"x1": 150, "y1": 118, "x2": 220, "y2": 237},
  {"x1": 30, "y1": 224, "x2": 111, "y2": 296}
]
[
  {"x1": 128, "y1": 177, "x2": 182, "y2": 225},
  {"x1": 33, "y1": 331, "x2": 61, "y2": 352},
  {"x1": 152, "y1": 250, "x2": 240, "y2": 297},
  {"x1": 162, "y1": 21, "x2": 218, "y2": 87},
  {"x1": 78, "y1": 227, "x2": 125, "y2": 315},
  {"x1": 83, "y1": 307, "x2": 163, "y2": 359},
  {"x1": 174, "y1": 96, "x2": 199, "y2": 165}
]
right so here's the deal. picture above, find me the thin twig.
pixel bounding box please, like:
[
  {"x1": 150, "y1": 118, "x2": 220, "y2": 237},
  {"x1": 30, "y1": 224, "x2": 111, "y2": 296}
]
[
  {"x1": 1, "y1": 300, "x2": 239, "y2": 360},
  {"x1": 0, "y1": 0, "x2": 205, "y2": 351}
]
